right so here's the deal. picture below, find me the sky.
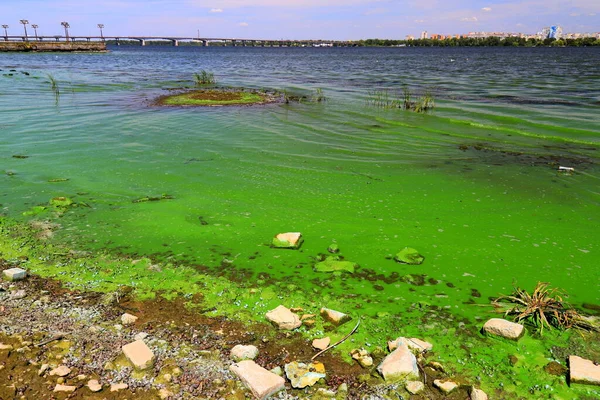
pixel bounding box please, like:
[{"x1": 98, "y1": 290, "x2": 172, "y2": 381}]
[{"x1": 0, "y1": 0, "x2": 598, "y2": 40}]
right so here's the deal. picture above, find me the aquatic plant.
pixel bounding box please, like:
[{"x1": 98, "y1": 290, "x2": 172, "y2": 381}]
[
  {"x1": 193, "y1": 70, "x2": 216, "y2": 85},
  {"x1": 493, "y1": 282, "x2": 599, "y2": 335},
  {"x1": 367, "y1": 87, "x2": 435, "y2": 113},
  {"x1": 47, "y1": 73, "x2": 60, "y2": 105},
  {"x1": 312, "y1": 88, "x2": 327, "y2": 103}
]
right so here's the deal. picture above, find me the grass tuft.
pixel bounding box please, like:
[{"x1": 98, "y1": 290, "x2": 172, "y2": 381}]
[
  {"x1": 47, "y1": 73, "x2": 60, "y2": 105},
  {"x1": 193, "y1": 70, "x2": 216, "y2": 85},
  {"x1": 367, "y1": 86, "x2": 434, "y2": 113},
  {"x1": 493, "y1": 282, "x2": 599, "y2": 335}
]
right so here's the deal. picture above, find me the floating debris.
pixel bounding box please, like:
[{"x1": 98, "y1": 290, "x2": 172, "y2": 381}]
[
  {"x1": 132, "y1": 194, "x2": 175, "y2": 203},
  {"x1": 394, "y1": 247, "x2": 425, "y2": 265}
]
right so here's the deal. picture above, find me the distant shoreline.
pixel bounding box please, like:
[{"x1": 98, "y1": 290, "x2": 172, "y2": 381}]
[{"x1": 0, "y1": 41, "x2": 107, "y2": 52}]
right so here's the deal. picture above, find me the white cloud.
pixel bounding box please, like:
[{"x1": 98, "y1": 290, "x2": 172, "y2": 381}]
[
  {"x1": 461, "y1": 16, "x2": 478, "y2": 22},
  {"x1": 210, "y1": 8, "x2": 223, "y2": 13},
  {"x1": 414, "y1": 19, "x2": 425, "y2": 23},
  {"x1": 238, "y1": 22, "x2": 248, "y2": 26},
  {"x1": 482, "y1": 7, "x2": 492, "y2": 12}
]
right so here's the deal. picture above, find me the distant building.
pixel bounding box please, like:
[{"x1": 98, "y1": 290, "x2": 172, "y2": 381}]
[
  {"x1": 405, "y1": 35, "x2": 415, "y2": 41},
  {"x1": 420, "y1": 31, "x2": 428, "y2": 39},
  {"x1": 540, "y1": 25, "x2": 563, "y2": 39}
]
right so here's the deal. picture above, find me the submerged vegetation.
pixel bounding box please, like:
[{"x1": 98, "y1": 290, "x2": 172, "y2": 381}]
[
  {"x1": 47, "y1": 73, "x2": 60, "y2": 105},
  {"x1": 367, "y1": 86, "x2": 435, "y2": 112},
  {"x1": 157, "y1": 89, "x2": 271, "y2": 106},
  {"x1": 494, "y1": 282, "x2": 599, "y2": 335},
  {"x1": 193, "y1": 70, "x2": 216, "y2": 85}
]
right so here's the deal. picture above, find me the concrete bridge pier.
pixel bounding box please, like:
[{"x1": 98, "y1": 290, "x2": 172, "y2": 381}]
[
  {"x1": 139, "y1": 39, "x2": 146, "y2": 46},
  {"x1": 115, "y1": 38, "x2": 120, "y2": 46},
  {"x1": 202, "y1": 40, "x2": 208, "y2": 47},
  {"x1": 171, "y1": 39, "x2": 179, "y2": 47}
]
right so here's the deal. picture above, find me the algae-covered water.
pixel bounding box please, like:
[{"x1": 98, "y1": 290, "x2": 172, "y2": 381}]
[{"x1": 2, "y1": 46, "x2": 600, "y2": 397}]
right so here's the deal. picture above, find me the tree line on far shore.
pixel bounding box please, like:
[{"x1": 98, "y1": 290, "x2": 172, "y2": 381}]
[{"x1": 104, "y1": 36, "x2": 600, "y2": 47}]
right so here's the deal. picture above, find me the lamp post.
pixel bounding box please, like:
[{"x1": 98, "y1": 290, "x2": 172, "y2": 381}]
[
  {"x1": 61, "y1": 21, "x2": 70, "y2": 42},
  {"x1": 97, "y1": 24, "x2": 104, "y2": 41},
  {"x1": 20, "y1": 19, "x2": 28, "y2": 41},
  {"x1": 2, "y1": 25, "x2": 8, "y2": 42},
  {"x1": 32, "y1": 24, "x2": 38, "y2": 41}
]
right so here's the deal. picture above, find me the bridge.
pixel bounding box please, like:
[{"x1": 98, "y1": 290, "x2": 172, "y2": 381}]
[{"x1": 1, "y1": 35, "x2": 353, "y2": 47}]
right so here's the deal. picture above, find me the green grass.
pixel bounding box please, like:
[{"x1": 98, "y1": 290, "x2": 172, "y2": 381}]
[
  {"x1": 367, "y1": 86, "x2": 435, "y2": 112},
  {"x1": 193, "y1": 70, "x2": 216, "y2": 85}
]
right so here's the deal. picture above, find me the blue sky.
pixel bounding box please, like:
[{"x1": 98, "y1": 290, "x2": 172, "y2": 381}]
[{"x1": 1, "y1": 0, "x2": 598, "y2": 40}]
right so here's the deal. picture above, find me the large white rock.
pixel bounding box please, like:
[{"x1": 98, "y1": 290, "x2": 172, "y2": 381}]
[
  {"x1": 376, "y1": 340, "x2": 419, "y2": 381},
  {"x1": 230, "y1": 344, "x2": 259, "y2": 361},
  {"x1": 470, "y1": 387, "x2": 489, "y2": 400},
  {"x1": 122, "y1": 340, "x2": 155, "y2": 370},
  {"x1": 389, "y1": 337, "x2": 433, "y2": 353},
  {"x1": 2, "y1": 268, "x2": 27, "y2": 281},
  {"x1": 265, "y1": 305, "x2": 302, "y2": 330},
  {"x1": 53, "y1": 384, "x2": 77, "y2": 393},
  {"x1": 284, "y1": 361, "x2": 326, "y2": 388},
  {"x1": 121, "y1": 313, "x2": 138, "y2": 325},
  {"x1": 230, "y1": 360, "x2": 286, "y2": 399},
  {"x1": 272, "y1": 232, "x2": 303, "y2": 249},
  {"x1": 482, "y1": 318, "x2": 524, "y2": 340},
  {"x1": 320, "y1": 308, "x2": 351, "y2": 326},
  {"x1": 406, "y1": 381, "x2": 425, "y2": 394},
  {"x1": 49, "y1": 365, "x2": 71, "y2": 377},
  {"x1": 569, "y1": 355, "x2": 600, "y2": 386},
  {"x1": 87, "y1": 379, "x2": 102, "y2": 392}
]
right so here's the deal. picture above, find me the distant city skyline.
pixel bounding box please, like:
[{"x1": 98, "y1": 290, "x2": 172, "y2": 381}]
[{"x1": 0, "y1": 0, "x2": 598, "y2": 40}]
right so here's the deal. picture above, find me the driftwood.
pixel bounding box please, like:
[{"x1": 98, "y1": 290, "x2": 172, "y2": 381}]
[
  {"x1": 311, "y1": 317, "x2": 361, "y2": 361},
  {"x1": 35, "y1": 332, "x2": 67, "y2": 347}
]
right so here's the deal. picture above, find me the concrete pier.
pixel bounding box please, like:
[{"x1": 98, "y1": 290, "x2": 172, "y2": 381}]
[{"x1": 0, "y1": 41, "x2": 107, "y2": 52}]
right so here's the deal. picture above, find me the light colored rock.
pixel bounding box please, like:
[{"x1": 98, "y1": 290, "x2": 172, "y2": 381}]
[
  {"x1": 230, "y1": 360, "x2": 285, "y2": 400},
  {"x1": 482, "y1": 318, "x2": 524, "y2": 340},
  {"x1": 434, "y1": 379, "x2": 459, "y2": 394},
  {"x1": 49, "y1": 365, "x2": 71, "y2": 377},
  {"x1": 2, "y1": 268, "x2": 27, "y2": 281},
  {"x1": 316, "y1": 388, "x2": 337, "y2": 397},
  {"x1": 406, "y1": 381, "x2": 425, "y2": 394},
  {"x1": 230, "y1": 344, "x2": 259, "y2": 361},
  {"x1": 284, "y1": 361, "x2": 326, "y2": 388},
  {"x1": 312, "y1": 337, "x2": 330, "y2": 350},
  {"x1": 376, "y1": 340, "x2": 419, "y2": 382},
  {"x1": 38, "y1": 364, "x2": 49, "y2": 376},
  {"x1": 53, "y1": 384, "x2": 76, "y2": 393},
  {"x1": 122, "y1": 340, "x2": 155, "y2": 370},
  {"x1": 159, "y1": 388, "x2": 174, "y2": 399},
  {"x1": 320, "y1": 308, "x2": 351, "y2": 326},
  {"x1": 272, "y1": 232, "x2": 303, "y2": 249},
  {"x1": 0, "y1": 344, "x2": 13, "y2": 351},
  {"x1": 134, "y1": 332, "x2": 149, "y2": 341},
  {"x1": 470, "y1": 387, "x2": 488, "y2": 400},
  {"x1": 10, "y1": 290, "x2": 26, "y2": 299},
  {"x1": 265, "y1": 305, "x2": 302, "y2": 330},
  {"x1": 569, "y1": 355, "x2": 600, "y2": 386},
  {"x1": 110, "y1": 383, "x2": 128, "y2": 392},
  {"x1": 389, "y1": 337, "x2": 433, "y2": 353},
  {"x1": 121, "y1": 313, "x2": 138, "y2": 325},
  {"x1": 87, "y1": 379, "x2": 102, "y2": 392},
  {"x1": 76, "y1": 374, "x2": 87, "y2": 381},
  {"x1": 350, "y1": 348, "x2": 373, "y2": 368},
  {"x1": 270, "y1": 366, "x2": 283, "y2": 376}
]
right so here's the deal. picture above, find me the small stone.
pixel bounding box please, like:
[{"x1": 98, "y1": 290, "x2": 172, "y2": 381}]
[
  {"x1": 312, "y1": 337, "x2": 330, "y2": 350},
  {"x1": 303, "y1": 319, "x2": 316, "y2": 327},
  {"x1": 389, "y1": 337, "x2": 432, "y2": 353},
  {"x1": 121, "y1": 313, "x2": 138, "y2": 325},
  {"x1": 87, "y1": 379, "x2": 102, "y2": 392},
  {"x1": 56, "y1": 377, "x2": 64, "y2": 384},
  {"x1": 394, "y1": 248, "x2": 424, "y2": 265},
  {"x1": 53, "y1": 384, "x2": 76, "y2": 393},
  {"x1": 0, "y1": 344, "x2": 13, "y2": 351},
  {"x1": 351, "y1": 348, "x2": 373, "y2": 368},
  {"x1": 272, "y1": 232, "x2": 303, "y2": 249},
  {"x1": 265, "y1": 305, "x2": 302, "y2": 330},
  {"x1": 320, "y1": 308, "x2": 351, "y2": 326},
  {"x1": 434, "y1": 379, "x2": 459, "y2": 394},
  {"x1": 76, "y1": 374, "x2": 86, "y2": 381},
  {"x1": 470, "y1": 387, "x2": 488, "y2": 400},
  {"x1": 290, "y1": 307, "x2": 304, "y2": 313},
  {"x1": 231, "y1": 344, "x2": 259, "y2": 361},
  {"x1": 10, "y1": 290, "x2": 26, "y2": 299},
  {"x1": 158, "y1": 388, "x2": 173, "y2": 399},
  {"x1": 134, "y1": 332, "x2": 149, "y2": 341},
  {"x1": 544, "y1": 361, "x2": 567, "y2": 376},
  {"x1": 270, "y1": 366, "x2": 283, "y2": 376},
  {"x1": 49, "y1": 365, "x2": 71, "y2": 377},
  {"x1": 284, "y1": 361, "x2": 326, "y2": 388},
  {"x1": 316, "y1": 387, "x2": 337, "y2": 397},
  {"x1": 2, "y1": 268, "x2": 27, "y2": 281},
  {"x1": 377, "y1": 340, "x2": 419, "y2": 382},
  {"x1": 569, "y1": 355, "x2": 600, "y2": 386},
  {"x1": 301, "y1": 314, "x2": 315, "y2": 320},
  {"x1": 406, "y1": 381, "x2": 425, "y2": 394},
  {"x1": 38, "y1": 364, "x2": 49, "y2": 376},
  {"x1": 122, "y1": 340, "x2": 155, "y2": 370},
  {"x1": 110, "y1": 383, "x2": 128, "y2": 392},
  {"x1": 427, "y1": 361, "x2": 445, "y2": 372},
  {"x1": 230, "y1": 360, "x2": 285, "y2": 399},
  {"x1": 482, "y1": 318, "x2": 525, "y2": 340},
  {"x1": 327, "y1": 243, "x2": 339, "y2": 254}
]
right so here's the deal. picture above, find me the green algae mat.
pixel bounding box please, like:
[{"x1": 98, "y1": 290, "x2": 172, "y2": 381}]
[{"x1": 1, "y1": 47, "x2": 600, "y2": 398}]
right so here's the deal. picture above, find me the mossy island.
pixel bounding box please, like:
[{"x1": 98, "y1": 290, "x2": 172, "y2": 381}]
[{"x1": 154, "y1": 88, "x2": 284, "y2": 107}]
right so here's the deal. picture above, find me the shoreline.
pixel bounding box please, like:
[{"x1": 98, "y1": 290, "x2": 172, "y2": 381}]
[
  {"x1": 0, "y1": 41, "x2": 107, "y2": 52},
  {"x1": 1, "y1": 216, "x2": 599, "y2": 398}
]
